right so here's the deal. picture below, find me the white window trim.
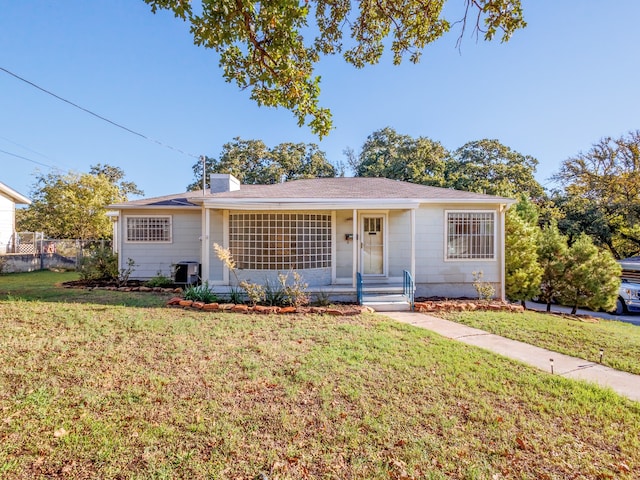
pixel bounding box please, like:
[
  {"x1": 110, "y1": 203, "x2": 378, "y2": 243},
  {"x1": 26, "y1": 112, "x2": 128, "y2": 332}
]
[
  {"x1": 124, "y1": 215, "x2": 173, "y2": 244},
  {"x1": 444, "y1": 210, "x2": 497, "y2": 262}
]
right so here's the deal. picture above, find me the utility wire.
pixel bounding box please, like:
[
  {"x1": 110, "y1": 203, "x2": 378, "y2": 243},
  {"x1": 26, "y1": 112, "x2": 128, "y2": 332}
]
[
  {"x1": 0, "y1": 66, "x2": 199, "y2": 159},
  {"x1": 0, "y1": 148, "x2": 59, "y2": 170}
]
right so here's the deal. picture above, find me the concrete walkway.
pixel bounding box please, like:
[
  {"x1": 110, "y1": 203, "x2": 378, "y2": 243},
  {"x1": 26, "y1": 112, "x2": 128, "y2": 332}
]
[{"x1": 384, "y1": 311, "x2": 640, "y2": 403}]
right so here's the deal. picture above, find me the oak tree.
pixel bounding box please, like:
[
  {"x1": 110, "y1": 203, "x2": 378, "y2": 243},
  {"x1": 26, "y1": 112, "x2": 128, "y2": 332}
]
[
  {"x1": 17, "y1": 165, "x2": 142, "y2": 240},
  {"x1": 351, "y1": 127, "x2": 449, "y2": 186},
  {"x1": 188, "y1": 137, "x2": 336, "y2": 189},
  {"x1": 144, "y1": 0, "x2": 526, "y2": 136}
]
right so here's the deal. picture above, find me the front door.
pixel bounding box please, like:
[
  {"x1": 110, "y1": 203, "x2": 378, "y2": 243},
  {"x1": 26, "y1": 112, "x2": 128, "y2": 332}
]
[{"x1": 361, "y1": 215, "x2": 385, "y2": 275}]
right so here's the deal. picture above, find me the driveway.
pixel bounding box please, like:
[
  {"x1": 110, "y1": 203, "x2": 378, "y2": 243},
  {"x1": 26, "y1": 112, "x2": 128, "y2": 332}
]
[{"x1": 526, "y1": 301, "x2": 640, "y2": 327}]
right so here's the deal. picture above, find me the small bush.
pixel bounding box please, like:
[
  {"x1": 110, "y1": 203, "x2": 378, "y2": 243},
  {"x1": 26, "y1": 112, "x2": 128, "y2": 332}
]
[
  {"x1": 472, "y1": 270, "x2": 496, "y2": 301},
  {"x1": 145, "y1": 272, "x2": 174, "y2": 288},
  {"x1": 78, "y1": 245, "x2": 118, "y2": 281},
  {"x1": 183, "y1": 282, "x2": 218, "y2": 303}
]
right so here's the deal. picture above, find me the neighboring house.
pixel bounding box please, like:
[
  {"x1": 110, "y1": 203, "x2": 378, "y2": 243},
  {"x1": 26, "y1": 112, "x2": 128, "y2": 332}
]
[
  {"x1": 0, "y1": 181, "x2": 31, "y2": 254},
  {"x1": 108, "y1": 175, "x2": 515, "y2": 300}
]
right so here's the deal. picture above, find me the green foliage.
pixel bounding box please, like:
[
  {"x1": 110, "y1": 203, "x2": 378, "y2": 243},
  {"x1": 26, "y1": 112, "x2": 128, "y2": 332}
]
[
  {"x1": 505, "y1": 205, "x2": 542, "y2": 303},
  {"x1": 537, "y1": 222, "x2": 568, "y2": 312},
  {"x1": 558, "y1": 235, "x2": 622, "y2": 315},
  {"x1": 350, "y1": 127, "x2": 449, "y2": 186},
  {"x1": 239, "y1": 280, "x2": 265, "y2": 307},
  {"x1": 188, "y1": 139, "x2": 336, "y2": 190},
  {"x1": 183, "y1": 281, "x2": 218, "y2": 303},
  {"x1": 144, "y1": 1, "x2": 525, "y2": 137},
  {"x1": 145, "y1": 272, "x2": 174, "y2": 288},
  {"x1": 552, "y1": 130, "x2": 640, "y2": 258},
  {"x1": 78, "y1": 245, "x2": 119, "y2": 281},
  {"x1": 16, "y1": 164, "x2": 142, "y2": 240},
  {"x1": 446, "y1": 139, "x2": 545, "y2": 198},
  {"x1": 471, "y1": 270, "x2": 495, "y2": 301}
]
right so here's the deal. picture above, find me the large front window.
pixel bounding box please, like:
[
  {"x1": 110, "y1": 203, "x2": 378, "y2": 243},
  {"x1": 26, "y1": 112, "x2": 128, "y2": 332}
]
[
  {"x1": 229, "y1": 213, "x2": 331, "y2": 269},
  {"x1": 125, "y1": 216, "x2": 172, "y2": 243},
  {"x1": 446, "y1": 211, "x2": 495, "y2": 260}
]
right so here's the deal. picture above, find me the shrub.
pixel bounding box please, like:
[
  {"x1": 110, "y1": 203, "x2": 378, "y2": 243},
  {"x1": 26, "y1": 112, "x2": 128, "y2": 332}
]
[
  {"x1": 472, "y1": 270, "x2": 495, "y2": 301},
  {"x1": 183, "y1": 281, "x2": 218, "y2": 303},
  {"x1": 78, "y1": 245, "x2": 118, "y2": 281},
  {"x1": 145, "y1": 271, "x2": 174, "y2": 288}
]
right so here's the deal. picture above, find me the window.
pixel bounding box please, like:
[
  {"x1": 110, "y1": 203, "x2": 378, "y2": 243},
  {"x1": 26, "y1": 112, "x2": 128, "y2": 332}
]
[
  {"x1": 125, "y1": 216, "x2": 172, "y2": 243},
  {"x1": 229, "y1": 213, "x2": 332, "y2": 270},
  {"x1": 446, "y1": 212, "x2": 495, "y2": 260}
]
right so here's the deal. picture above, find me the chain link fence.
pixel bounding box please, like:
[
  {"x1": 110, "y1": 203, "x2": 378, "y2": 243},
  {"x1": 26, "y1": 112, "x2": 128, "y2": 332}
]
[{"x1": 1, "y1": 233, "x2": 111, "y2": 273}]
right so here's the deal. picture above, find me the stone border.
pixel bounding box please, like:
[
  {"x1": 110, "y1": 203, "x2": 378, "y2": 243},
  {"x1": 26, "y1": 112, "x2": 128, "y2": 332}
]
[
  {"x1": 414, "y1": 300, "x2": 525, "y2": 313},
  {"x1": 166, "y1": 297, "x2": 374, "y2": 316}
]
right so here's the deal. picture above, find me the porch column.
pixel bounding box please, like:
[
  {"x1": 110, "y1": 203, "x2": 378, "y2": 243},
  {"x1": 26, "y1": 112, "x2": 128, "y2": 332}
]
[
  {"x1": 201, "y1": 207, "x2": 211, "y2": 282},
  {"x1": 499, "y1": 205, "x2": 506, "y2": 301},
  {"x1": 352, "y1": 209, "x2": 358, "y2": 287},
  {"x1": 410, "y1": 208, "x2": 416, "y2": 279}
]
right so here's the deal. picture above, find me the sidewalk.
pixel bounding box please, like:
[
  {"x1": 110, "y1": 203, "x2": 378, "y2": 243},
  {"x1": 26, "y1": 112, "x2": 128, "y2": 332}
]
[{"x1": 384, "y1": 311, "x2": 640, "y2": 403}]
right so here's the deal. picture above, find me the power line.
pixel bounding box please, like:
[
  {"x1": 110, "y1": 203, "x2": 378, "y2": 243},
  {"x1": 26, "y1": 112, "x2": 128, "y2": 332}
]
[
  {"x1": 0, "y1": 66, "x2": 199, "y2": 159},
  {"x1": 0, "y1": 148, "x2": 59, "y2": 170}
]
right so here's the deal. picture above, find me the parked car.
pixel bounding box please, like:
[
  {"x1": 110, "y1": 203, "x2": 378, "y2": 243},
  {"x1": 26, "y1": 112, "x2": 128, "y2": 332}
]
[{"x1": 614, "y1": 279, "x2": 640, "y2": 315}]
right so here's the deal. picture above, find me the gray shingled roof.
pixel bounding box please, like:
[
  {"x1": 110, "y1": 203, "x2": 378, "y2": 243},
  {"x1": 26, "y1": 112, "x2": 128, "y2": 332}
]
[{"x1": 111, "y1": 177, "x2": 513, "y2": 207}]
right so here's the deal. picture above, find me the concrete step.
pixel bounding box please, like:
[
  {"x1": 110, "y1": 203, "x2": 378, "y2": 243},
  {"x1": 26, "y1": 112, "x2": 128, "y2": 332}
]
[{"x1": 362, "y1": 293, "x2": 411, "y2": 312}]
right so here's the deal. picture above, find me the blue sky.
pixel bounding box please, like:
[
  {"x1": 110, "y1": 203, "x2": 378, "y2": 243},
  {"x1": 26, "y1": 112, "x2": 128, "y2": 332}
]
[{"x1": 1, "y1": 1, "x2": 639, "y2": 200}]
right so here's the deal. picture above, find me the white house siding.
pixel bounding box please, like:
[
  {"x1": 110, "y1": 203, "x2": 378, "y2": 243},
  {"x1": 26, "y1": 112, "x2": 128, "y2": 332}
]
[
  {"x1": 207, "y1": 209, "x2": 225, "y2": 282},
  {"x1": 0, "y1": 194, "x2": 16, "y2": 254},
  {"x1": 121, "y1": 209, "x2": 201, "y2": 279},
  {"x1": 334, "y1": 210, "x2": 354, "y2": 282},
  {"x1": 387, "y1": 210, "x2": 412, "y2": 278},
  {"x1": 414, "y1": 203, "x2": 503, "y2": 298}
]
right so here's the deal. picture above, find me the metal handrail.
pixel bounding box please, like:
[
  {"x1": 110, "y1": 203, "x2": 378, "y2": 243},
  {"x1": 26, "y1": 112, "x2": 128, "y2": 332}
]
[
  {"x1": 403, "y1": 270, "x2": 415, "y2": 311},
  {"x1": 356, "y1": 272, "x2": 363, "y2": 305}
]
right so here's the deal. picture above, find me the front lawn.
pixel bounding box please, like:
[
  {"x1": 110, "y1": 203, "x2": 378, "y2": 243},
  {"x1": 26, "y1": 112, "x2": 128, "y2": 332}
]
[
  {"x1": 0, "y1": 272, "x2": 638, "y2": 478},
  {"x1": 440, "y1": 310, "x2": 640, "y2": 376}
]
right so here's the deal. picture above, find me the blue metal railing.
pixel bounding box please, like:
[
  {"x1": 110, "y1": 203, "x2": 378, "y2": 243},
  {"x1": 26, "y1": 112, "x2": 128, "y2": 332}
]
[
  {"x1": 403, "y1": 270, "x2": 415, "y2": 311},
  {"x1": 356, "y1": 271, "x2": 363, "y2": 305}
]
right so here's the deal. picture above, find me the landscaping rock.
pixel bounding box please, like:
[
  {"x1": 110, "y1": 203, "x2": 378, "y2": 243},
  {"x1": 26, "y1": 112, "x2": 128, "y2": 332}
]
[
  {"x1": 178, "y1": 300, "x2": 193, "y2": 307},
  {"x1": 167, "y1": 297, "x2": 183, "y2": 306},
  {"x1": 203, "y1": 303, "x2": 219, "y2": 311},
  {"x1": 231, "y1": 304, "x2": 249, "y2": 313},
  {"x1": 191, "y1": 301, "x2": 205, "y2": 310}
]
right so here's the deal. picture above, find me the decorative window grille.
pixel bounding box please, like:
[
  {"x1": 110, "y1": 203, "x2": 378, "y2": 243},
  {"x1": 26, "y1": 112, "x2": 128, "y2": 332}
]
[
  {"x1": 446, "y1": 212, "x2": 495, "y2": 260},
  {"x1": 229, "y1": 213, "x2": 332, "y2": 270},
  {"x1": 125, "y1": 216, "x2": 172, "y2": 243}
]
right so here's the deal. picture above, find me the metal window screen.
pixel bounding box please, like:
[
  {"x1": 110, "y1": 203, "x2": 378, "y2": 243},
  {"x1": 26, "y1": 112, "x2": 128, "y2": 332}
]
[{"x1": 447, "y1": 212, "x2": 495, "y2": 259}]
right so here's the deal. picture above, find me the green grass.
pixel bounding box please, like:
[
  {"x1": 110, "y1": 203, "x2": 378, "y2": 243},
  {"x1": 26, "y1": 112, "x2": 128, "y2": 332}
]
[
  {"x1": 0, "y1": 272, "x2": 639, "y2": 478},
  {"x1": 440, "y1": 310, "x2": 640, "y2": 375},
  {"x1": 0, "y1": 270, "x2": 170, "y2": 307}
]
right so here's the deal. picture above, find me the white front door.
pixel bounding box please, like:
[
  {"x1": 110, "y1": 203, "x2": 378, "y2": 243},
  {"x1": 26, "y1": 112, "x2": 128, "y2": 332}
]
[{"x1": 361, "y1": 215, "x2": 385, "y2": 275}]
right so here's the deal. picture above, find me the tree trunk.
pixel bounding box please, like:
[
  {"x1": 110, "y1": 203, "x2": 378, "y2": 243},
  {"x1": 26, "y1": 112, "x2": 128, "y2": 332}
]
[
  {"x1": 546, "y1": 302, "x2": 551, "y2": 312},
  {"x1": 521, "y1": 300, "x2": 526, "y2": 309},
  {"x1": 571, "y1": 305, "x2": 578, "y2": 315}
]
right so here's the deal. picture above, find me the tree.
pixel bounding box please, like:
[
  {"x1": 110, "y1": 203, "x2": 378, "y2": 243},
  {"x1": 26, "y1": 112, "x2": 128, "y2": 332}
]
[
  {"x1": 537, "y1": 222, "x2": 568, "y2": 312},
  {"x1": 557, "y1": 234, "x2": 621, "y2": 315},
  {"x1": 188, "y1": 138, "x2": 336, "y2": 190},
  {"x1": 446, "y1": 139, "x2": 544, "y2": 198},
  {"x1": 351, "y1": 127, "x2": 449, "y2": 186},
  {"x1": 144, "y1": 1, "x2": 526, "y2": 137},
  {"x1": 17, "y1": 165, "x2": 142, "y2": 240},
  {"x1": 505, "y1": 198, "x2": 542, "y2": 306},
  {"x1": 552, "y1": 130, "x2": 640, "y2": 259}
]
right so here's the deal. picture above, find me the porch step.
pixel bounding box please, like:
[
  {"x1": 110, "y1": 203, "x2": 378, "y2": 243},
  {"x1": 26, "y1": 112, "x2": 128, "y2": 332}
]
[{"x1": 362, "y1": 293, "x2": 411, "y2": 312}]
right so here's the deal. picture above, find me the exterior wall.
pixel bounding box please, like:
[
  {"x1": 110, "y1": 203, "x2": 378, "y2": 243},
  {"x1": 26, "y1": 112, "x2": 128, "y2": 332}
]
[
  {"x1": 0, "y1": 194, "x2": 15, "y2": 254},
  {"x1": 334, "y1": 210, "x2": 354, "y2": 282},
  {"x1": 208, "y1": 209, "x2": 225, "y2": 282},
  {"x1": 234, "y1": 267, "x2": 331, "y2": 287},
  {"x1": 120, "y1": 209, "x2": 201, "y2": 279},
  {"x1": 387, "y1": 210, "x2": 412, "y2": 278},
  {"x1": 414, "y1": 203, "x2": 503, "y2": 299}
]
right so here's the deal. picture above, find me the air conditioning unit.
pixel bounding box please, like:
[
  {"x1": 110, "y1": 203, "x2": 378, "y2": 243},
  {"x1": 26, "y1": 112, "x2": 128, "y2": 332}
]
[{"x1": 174, "y1": 261, "x2": 200, "y2": 285}]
